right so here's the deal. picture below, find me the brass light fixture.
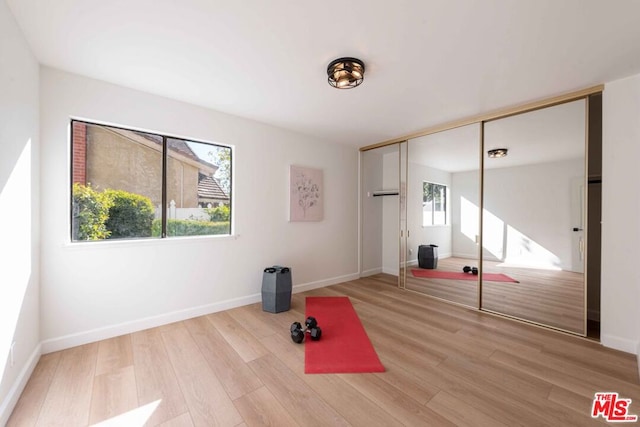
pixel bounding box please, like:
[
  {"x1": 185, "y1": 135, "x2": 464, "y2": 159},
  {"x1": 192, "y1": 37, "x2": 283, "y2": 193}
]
[
  {"x1": 327, "y1": 57, "x2": 365, "y2": 89},
  {"x1": 488, "y1": 148, "x2": 508, "y2": 158}
]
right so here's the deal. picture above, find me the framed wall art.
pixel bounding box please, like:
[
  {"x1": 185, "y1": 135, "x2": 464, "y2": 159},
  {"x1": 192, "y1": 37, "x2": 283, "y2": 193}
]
[{"x1": 289, "y1": 165, "x2": 323, "y2": 222}]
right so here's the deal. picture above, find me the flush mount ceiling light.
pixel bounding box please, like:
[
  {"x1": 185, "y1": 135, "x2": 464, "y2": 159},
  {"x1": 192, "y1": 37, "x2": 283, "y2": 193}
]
[
  {"x1": 488, "y1": 148, "x2": 508, "y2": 158},
  {"x1": 327, "y1": 57, "x2": 365, "y2": 89}
]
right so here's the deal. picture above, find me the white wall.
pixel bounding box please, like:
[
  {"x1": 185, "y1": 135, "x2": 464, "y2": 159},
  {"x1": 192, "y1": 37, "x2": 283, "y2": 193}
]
[
  {"x1": 451, "y1": 169, "x2": 480, "y2": 259},
  {"x1": 452, "y1": 159, "x2": 583, "y2": 270},
  {"x1": 0, "y1": 0, "x2": 40, "y2": 422},
  {"x1": 39, "y1": 67, "x2": 359, "y2": 350},
  {"x1": 407, "y1": 162, "x2": 452, "y2": 263},
  {"x1": 601, "y1": 72, "x2": 640, "y2": 355},
  {"x1": 360, "y1": 150, "x2": 384, "y2": 276}
]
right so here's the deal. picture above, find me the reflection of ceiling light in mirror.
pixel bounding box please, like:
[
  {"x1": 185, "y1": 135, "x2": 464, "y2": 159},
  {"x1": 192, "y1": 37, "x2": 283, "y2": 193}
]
[{"x1": 488, "y1": 148, "x2": 508, "y2": 158}]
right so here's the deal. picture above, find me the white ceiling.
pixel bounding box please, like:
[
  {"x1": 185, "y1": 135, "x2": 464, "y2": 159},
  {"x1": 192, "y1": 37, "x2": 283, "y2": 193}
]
[
  {"x1": 410, "y1": 99, "x2": 586, "y2": 172},
  {"x1": 7, "y1": 0, "x2": 640, "y2": 148}
]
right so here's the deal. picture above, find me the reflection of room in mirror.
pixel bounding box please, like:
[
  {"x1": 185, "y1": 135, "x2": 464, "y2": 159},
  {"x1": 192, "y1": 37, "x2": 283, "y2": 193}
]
[
  {"x1": 400, "y1": 100, "x2": 588, "y2": 335},
  {"x1": 362, "y1": 98, "x2": 591, "y2": 336},
  {"x1": 405, "y1": 123, "x2": 481, "y2": 308},
  {"x1": 481, "y1": 99, "x2": 586, "y2": 334}
]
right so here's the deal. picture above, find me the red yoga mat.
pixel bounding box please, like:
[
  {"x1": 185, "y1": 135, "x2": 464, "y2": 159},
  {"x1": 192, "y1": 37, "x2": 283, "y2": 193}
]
[
  {"x1": 411, "y1": 269, "x2": 519, "y2": 283},
  {"x1": 305, "y1": 296, "x2": 385, "y2": 374}
]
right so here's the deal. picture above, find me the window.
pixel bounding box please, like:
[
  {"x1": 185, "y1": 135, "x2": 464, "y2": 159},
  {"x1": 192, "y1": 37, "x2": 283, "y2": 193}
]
[
  {"x1": 423, "y1": 181, "x2": 446, "y2": 226},
  {"x1": 70, "y1": 120, "x2": 232, "y2": 241}
]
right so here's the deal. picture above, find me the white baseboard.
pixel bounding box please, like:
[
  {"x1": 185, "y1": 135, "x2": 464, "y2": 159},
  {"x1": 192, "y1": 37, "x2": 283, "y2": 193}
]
[
  {"x1": 40, "y1": 272, "x2": 359, "y2": 354},
  {"x1": 600, "y1": 334, "x2": 639, "y2": 355},
  {"x1": 382, "y1": 267, "x2": 399, "y2": 276},
  {"x1": 361, "y1": 268, "x2": 382, "y2": 277},
  {"x1": 452, "y1": 252, "x2": 480, "y2": 260},
  {"x1": 41, "y1": 295, "x2": 261, "y2": 353},
  {"x1": 0, "y1": 344, "x2": 42, "y2": 426},
  {"x1": 587, "y1": 309, "x2": 600, "y2": 322},
  {"x1": 291, "y1": 273, "x2": 360, "y2": 293}
]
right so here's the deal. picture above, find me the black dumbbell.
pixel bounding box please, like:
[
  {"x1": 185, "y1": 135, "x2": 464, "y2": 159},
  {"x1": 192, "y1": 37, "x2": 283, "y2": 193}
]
[
  {"x1": 290, "y1": 316, "x2": 322, "y2": 343},
  {"x1": 463, "y1": 265, "x2": 479, "y2": 275}
]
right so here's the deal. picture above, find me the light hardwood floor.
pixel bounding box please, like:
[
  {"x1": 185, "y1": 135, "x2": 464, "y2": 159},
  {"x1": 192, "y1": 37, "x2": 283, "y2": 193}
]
[
  {"x1": 8, "y1": 275, "x2": 638, "y2": 426},
  {"x1": 406, "y1": 257, "x2": 585, "y2": 334}
]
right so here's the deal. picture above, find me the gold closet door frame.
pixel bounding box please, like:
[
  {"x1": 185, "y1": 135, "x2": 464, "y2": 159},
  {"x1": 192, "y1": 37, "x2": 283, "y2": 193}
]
[
  {"x1": 360, "y1": 85, "x2": 603, "y2": 153},
  {"x1": 399, "y1": 141, "x2": 408, "y2": 290}
]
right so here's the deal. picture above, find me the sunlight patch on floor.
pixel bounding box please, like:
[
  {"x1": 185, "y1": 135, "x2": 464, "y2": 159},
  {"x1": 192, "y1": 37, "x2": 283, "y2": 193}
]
[{"x1": 90, "y1": 399, "x2": 161, "y2": 427}]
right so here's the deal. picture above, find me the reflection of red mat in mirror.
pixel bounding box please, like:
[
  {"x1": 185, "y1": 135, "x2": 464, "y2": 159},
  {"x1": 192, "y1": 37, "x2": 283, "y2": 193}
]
[
  {"x1": 411, "y1": 269, "x2": 519, "y2": 283},
  {"x1": 305, "y1": 296, "x2": 385, "y2": 374}
]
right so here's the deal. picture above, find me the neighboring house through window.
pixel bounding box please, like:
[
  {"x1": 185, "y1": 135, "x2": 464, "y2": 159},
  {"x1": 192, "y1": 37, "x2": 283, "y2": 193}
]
[
  {"x1": 71, "y1": 120, "x2": 232, "y2": 241},
  {"x1": 423, "y1": 181, "x2": 446, "y2": 226}
]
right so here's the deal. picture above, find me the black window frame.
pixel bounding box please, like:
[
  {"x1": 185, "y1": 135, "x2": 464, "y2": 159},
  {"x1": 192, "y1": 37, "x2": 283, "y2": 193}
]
[{"x1": 70, "y1": 119, "x2": 233, "y2": 241}]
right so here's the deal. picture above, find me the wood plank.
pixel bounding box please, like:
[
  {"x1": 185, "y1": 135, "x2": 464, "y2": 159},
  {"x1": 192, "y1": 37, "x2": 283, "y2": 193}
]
[
  {"x1": 156, "y1": 412, "x2": 195, "y2": 427},
  {"x1": 89, "y1": 366, "x2": 138, "y2": 424},
  {"x1": 322, "y1": 283, "x2": 396, "y2": 307},
  {"x1": 226, "y1": 305, "x2": 279, "y2": 340},
  {"x1": 36, "y1": 343, "x2": 98, "y2": 426},
  {"x1": 355, "y1": 300, "x2": 495, "y2": 360},
  {"x1": 9, "y1": 274, "x2": 639, "y2": 426},
  {"x1": 232, "y1": 386, "x2": 298, "y2": 427},
  {"x1": 6, "y1": 352, "x2": 61, "y2": 427},
  {"x1": 131, "y1": 327, "x2": 189, "y2": 426},
  {"x1": 95, "y1": 334, "x2": 133, "y2": 376},
  {"x1": 160, "y1": 323, "x2": 243, "y2": 427},
  {"x1": 362, "y1": 320, "x2": 445, "y2": 367},
  {"x1": 248, "y1": 353, "x2": 349, "y2": 427},
  {"x1": 370, "y1": 328, "x2": 599, "y2": 427},
  {"x1": 259, "y1": 333, "x2": 404, "y2": 427},
  {"x1": 373, "y1": 359, "x2": 439, "y2": 406},
  {"x1": 407, "y1": 356, "x2": 593, "y2": 426},
  {"x1": 207, "y1": 312, "x2": 270, "y2": 363},
  {"x1": 490, "y1": 350, "x2": 640, "y2": 401},
  {"x1": 541, "y1": 342, "x2": 638, "y2": 383},
  {"x1": 437, "y1": 354, "x2": 553, "y2": 400},
  {"x1": 455, "y1": 323, "x2": 544, "y2": 356},
  {"x1": 426, "y1": 391, "x2": 510, "y2": 427},
  {"x1": 234, "y1": 301, "x2": 305, "y2": 343},
  {"x1": 422, "y1": 368, "x2": 536, "y2": 427},
  {"x1": 548, "y1": 386, "x2": 609, "y2": 425},
  {"x1": 183, "y1": 316, "x2": 263, "y2": 400},
  {"x1": 338, "y1": 373, "x2": 455, "y2": 426}
]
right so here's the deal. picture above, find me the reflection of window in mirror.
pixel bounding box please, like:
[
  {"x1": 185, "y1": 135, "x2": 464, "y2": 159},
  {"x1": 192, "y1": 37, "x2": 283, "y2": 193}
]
[{"x1": 422, "y1": 181, "x2": 447, "y2": 226}]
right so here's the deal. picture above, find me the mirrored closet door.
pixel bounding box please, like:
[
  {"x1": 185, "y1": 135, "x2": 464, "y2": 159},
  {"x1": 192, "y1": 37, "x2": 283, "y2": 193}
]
[
  {"x1": 405, "y1": 124, "x2": 481, "y2": 308},
  {"x1": 480, "y1": 100, "x2": 587, "y2": 335},
  {"x1": 363, "y1": 92, "x2": 595, "y2": 337}
]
